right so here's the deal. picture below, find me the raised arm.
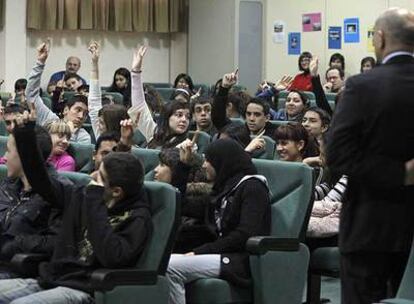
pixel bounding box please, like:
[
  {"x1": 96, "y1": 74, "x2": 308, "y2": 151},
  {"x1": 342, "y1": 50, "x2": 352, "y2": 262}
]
[
  {"x1": 26, "y1": 40, "x2": 59, "y2": 126},
  {"x1": 310, "y1": 57, "x2": 333, "y2": 115},
  {"x1": 211, "y1": 69, "x2": 238, "y2": 131},
  {"x1": 129, "y1": 46, "x2": 157, "y2": 142},
  {"x1": 87, "y1": 41, "x2": 103, "y2": 139}
]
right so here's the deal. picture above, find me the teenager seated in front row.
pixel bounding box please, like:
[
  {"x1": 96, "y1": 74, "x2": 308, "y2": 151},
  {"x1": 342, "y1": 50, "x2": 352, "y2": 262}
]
[
  {"x1": 26, "y1": 40, "x2": 91, "y2": 144},
  {"x1": 166, "y1": 138, "x2": 270, "y2": 304},
  {"x1": 0, "y1": 105, "x2": 152, "y2": 304}
]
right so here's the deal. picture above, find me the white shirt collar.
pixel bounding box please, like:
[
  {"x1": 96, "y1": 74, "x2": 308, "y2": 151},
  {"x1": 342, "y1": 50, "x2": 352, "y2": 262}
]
[{"x1": 382, "y1": 51, "x2": 413, "y2": 64}]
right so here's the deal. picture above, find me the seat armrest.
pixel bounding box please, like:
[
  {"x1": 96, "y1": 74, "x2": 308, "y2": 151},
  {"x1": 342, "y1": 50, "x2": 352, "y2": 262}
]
[
  {"x1": 11, "y1": 253, "x2": 49, "y2": 277},
  {"x1": 246, "y1": 237, "x2": 300, "y2": 255},
  {"x1": 90, "y1": 269, "x2": 158, "y2": 291}
]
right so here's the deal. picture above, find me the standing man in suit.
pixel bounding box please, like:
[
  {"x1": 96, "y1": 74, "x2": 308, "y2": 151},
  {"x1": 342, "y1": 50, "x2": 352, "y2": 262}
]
[{"x1": 327, "y1": 8, "x2": 414, "y2": 304}]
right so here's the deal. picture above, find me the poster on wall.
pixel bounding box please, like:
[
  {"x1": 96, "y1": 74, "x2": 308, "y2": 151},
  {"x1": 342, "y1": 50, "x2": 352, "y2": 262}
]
[
  {"x1": 367, "y1": 26, "x2": 375, "y2": 52},
  {"x1": 328, "y1": 26, "x2": 342, "y2": 49},
  {"x1": 302, "y1": 13, "x2": 322, "y2": 32},
  {"x1": 344, "y1": 18, "x2": 360, "y2": 43},
  {"x1": 288, "y1": 32, "x2": 301, "y2": 55},
  {"x1": 272, "y1": 20, "x2": 286, "y2": 44}
]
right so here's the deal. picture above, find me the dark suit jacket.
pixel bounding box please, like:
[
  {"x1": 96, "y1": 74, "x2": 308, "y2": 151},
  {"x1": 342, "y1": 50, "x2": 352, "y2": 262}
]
[{"x1": 326, "y1": 54, "x2": 414, "y2": 253}]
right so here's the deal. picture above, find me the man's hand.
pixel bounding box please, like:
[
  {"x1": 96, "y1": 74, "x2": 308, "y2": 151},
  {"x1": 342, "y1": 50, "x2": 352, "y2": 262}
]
[
  {"x1": 323, "y1": 82, "x2": 333, "y2": 93},
  {"x1": 309, "y1": 57, "x2": 319, "y2": 77},
  {"x1": 222, "y1": 69, "x2": 238, "y2": 88},
  {"x1": 37, "y1": 38, "x2": 51, "y2": 64},
  {"x1": 275, "y1": 75, "x2": 293, "y2": 91},
  {"x1": 245, "y1": 136, "x2": 266, "y2": 153},
  {"x1": 132, "y1": 45, "x2": 148, "y2": 73},
  {"x1": 88, "y1": 41, "x2": 100, "y2": 64},
  {"x1": 120, "y1": 119, "x2": 134, "y2": 146},
  {"x1": 179, "y1": 133, "x2": 198, "y2": 165}
]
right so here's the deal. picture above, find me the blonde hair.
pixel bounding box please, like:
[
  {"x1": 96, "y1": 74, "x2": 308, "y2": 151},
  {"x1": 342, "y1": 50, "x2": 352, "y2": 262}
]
[{"x1": 45, "y1": 120, "x2": 72, "y2": 140}]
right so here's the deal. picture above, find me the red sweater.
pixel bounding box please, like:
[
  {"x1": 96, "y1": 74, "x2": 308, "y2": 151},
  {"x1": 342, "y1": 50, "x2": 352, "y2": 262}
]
[{"x1": 289, "y1": 73, "x2": 313, "y2": 91}]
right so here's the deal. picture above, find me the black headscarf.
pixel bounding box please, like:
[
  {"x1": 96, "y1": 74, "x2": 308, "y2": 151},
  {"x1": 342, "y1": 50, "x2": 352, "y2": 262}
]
[{"x1": 205, "y1": 139, "x2": 257, "y2": 194}]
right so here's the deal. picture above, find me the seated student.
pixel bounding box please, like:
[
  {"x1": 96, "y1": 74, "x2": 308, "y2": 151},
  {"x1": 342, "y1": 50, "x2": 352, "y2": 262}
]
[
  {"x1": 0, "y1": 106, "x2": 152, "y2": 304},
  {"x1": 47, "y1": 56, "x2": 87, "y2": 94},
  {"x1": 302, "y1": 107, "x2": 331, "y2": 143},
  {"x1": 173, "y1": 73, "x2": 195, "y2": 93},
  {"x1": 0, "y1": 119, "x2": 71, "y2": 279},
  {"x1": 360, "y1": 56, "x2": 376, "y2": 73},
  {"x1": 212, "y1": 70, "x2": 276, "y2": 137},
  {"x1": 26, "y1": 41, "x2": 91, "y2": 144},
  {"x1": 323, "y1": 67, "x2": 345, "y2": 93},
  {"x1": 189, "y1": 98, "x2": 217, "y2": 136},
  {"x1": 289, "y1": 51, "x2": 313, "y2": 91},
  {"x1": 86, "y1": 42, "x2": 130, "y2": 141},
  {"x1": 45, "y1": 120, "x2": 75, "y2": 172},
  {"x1": 14, "y1": 78, "x2": 27, "y2": 100},
  {"x1": 305, "y1": 136, "x2": 348, "y2": 252},
  {"x1": 106, "y1": 67, "x2": 132, "y2": 108},
  {"x1": 273, "y1": 90, "x2": 309, "y2": 122},
  {"x1": 166, "y1": 138, "x2": 270, "y2": 304},
  {"x1": 226, "y1": 91, "x2": 248, "y2": 119},
  {"x1": 274, "y1": 123, "x2": 319, "y2": 162},
  {"x1": 328, "y1": 52, "x2": 350, "y2": 79}
]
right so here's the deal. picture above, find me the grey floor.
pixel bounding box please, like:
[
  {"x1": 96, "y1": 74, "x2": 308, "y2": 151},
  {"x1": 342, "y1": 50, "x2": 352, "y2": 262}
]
[{"x1": 321, "y1": 277, "x2": 341, "y2": 304}]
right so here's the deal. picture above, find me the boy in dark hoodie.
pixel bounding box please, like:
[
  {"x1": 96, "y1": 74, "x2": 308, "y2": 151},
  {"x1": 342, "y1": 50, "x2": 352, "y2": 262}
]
[{"x1": 0, "y1": 104, "x2": 152, "y2": 304}]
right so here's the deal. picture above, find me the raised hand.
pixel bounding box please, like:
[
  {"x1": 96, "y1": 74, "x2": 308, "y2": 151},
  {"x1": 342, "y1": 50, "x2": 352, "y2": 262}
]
[
  {"x1": 190, "y1": 87, "x2": 202, "y2": 101},
  {"x1": 179, "y1": 133, "x2": 198, "y2": 165},
  {"x1": 14, "y1": 102, "x2": 37, "y2": 128},
  {"x1": 37, "y1": 38, "x2": 51, "y2": 64},
  {"x1": 275, "y1": 75, "x2": 293, "y2": 91},
  {"x1": 120, "y1": 119, "x2": 134, "y2": 145},
  {"x1": 222, "y1": 69, "x2": 239, "y2": 88},
  {"x1": 88, "y1": 41, "x2": 100, "y2": 64},
  {"x1": 309, "y1": 57, "x2": 319, "y2": 77},
  {"x1": 132, "y1": 46, "x2": 148, "y2": 72}
]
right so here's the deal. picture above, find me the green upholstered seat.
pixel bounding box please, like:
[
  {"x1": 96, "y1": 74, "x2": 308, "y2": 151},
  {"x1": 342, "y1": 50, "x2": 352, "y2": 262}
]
[
  {"x1": 143, "y1": 82, "x2": 172, "y2": 89},
  {"x1": 193, "y1": 84, "x2": 210, "y2": 97},
  {"x1": 310, "y1": 247, "x2": 340, "y2": 274},
  {"x1": 102, "y1": 92, "x2": 124, "y2": 105},
  {"x1": 186, "y1": 160, "x2": 314, "y2": 304},
  {"x1": 94, "y1": 181, "x2": 180, "y2": 304},
  {"x1": 67, "y1": 143, "x2": 94, "y2": 174},
  {"x1": 0, "y1": 136, "x2": 7, "y2": 156},
  {"x1": 155, "y1": 88, "x2": 176, "y2": 102},
  {"x1": 59, "y1": 171, "x2": 92, "y2": 186},
  {"x1": 381, "y1": 237, "x2": 414, "y2": 304},
  {"x1": 131, "y1": 147, "x2": 160, "y2": 174},
  {"x1": 229, "y1": 117, "x2": 245, "y2": 127}
]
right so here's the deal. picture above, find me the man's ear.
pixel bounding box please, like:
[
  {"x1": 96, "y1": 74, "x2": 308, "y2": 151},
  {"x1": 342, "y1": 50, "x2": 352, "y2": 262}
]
[{"x1": 111, "y1": 186, "x2": 124, "y2": 200}]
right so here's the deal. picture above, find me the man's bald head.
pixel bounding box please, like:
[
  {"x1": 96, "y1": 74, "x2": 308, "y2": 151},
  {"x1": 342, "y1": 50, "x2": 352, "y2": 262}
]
[
  {"x1": 374, "y1": 8, "x2": 414, "y2": 61},
  {"x1": 65, "y1": 56, "x2": 81, "y2": 74}
]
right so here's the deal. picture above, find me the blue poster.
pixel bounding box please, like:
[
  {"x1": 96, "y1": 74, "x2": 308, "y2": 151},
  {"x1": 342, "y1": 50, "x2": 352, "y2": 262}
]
[
  {"x1": 328, "y1": 26, "x2": 342, "y2": 49},
  {"x1": 288, "y1": 32, "x2": 301, "y2": 55},
  {"x1": 344, "y1": 18, "x2": 360, "y2": 43}
]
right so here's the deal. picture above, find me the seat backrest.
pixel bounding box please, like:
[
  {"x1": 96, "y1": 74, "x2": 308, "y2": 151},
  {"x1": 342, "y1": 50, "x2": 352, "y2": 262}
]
[
  {"x1": 0, "y1": 136, "x2": 7, "y2": 156},
  {"x1": 397, "y1": 236, "x2": 414, "y2": 299},
  {"x1": 132, "y1": 129, "x2": 147, "y2": 147},
  {"x1": 188, "y1": 131, "x2": 211, "y2": 155},
  {"x1": 136, "y1": 181, "x2": 180, "y2": 274},
  {"x1": 193, "y1": 84, "x2": 210, "y2": 97},
  {"x1": 67, "y1": 143, "x2": 94, "y2": 173},
  {"x1": 268, "y1": 120, "x2": 290, "y2": 129},
  {"x1": 229, "y1": 117, "x2": 245, "y2": 127},
  {"x1": 250, "y1": 135, "x2": 275, "y2": 160},
  {"x1": 143, "y1": 82, "x2": 172, "y2": 89},
  {"x1": 0, "y1": 165, "x2": 7, "y2": 182},
  {"x1": 59, "y1": 171, "x2": 92, "y2": 186},
  {"x1": 102, "y1": 92, "x2": 124, "y2": 105},
  {"x1": 253, "y1": 159, "x2": 314, "y2": 240},
  {"x1": 131, "y1": 147, "x2": 160, "y2": 173},
  {"x1": 155, "y1": 88, "x2": 176, "y2": 102}
]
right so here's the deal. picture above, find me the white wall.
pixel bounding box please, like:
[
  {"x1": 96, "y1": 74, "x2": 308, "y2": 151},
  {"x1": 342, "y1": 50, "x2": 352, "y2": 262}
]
[
  {"x1": 0, "y1": 0, "x2": 188, "y2": 92},
  {"x1": 265, "y1": 0, "x2": 414, "y2": 82}
]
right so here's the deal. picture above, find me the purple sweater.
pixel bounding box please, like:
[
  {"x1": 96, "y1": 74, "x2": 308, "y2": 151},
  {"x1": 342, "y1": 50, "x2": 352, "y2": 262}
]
[{"x1": 48, "y1": 152, "x2": 75, "y2": 172}]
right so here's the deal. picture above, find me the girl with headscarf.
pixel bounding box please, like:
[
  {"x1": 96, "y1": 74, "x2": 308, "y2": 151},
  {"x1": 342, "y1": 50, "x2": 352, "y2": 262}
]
[{"x1": 166, "y1": 139, "x2": 270, "y2": 304}]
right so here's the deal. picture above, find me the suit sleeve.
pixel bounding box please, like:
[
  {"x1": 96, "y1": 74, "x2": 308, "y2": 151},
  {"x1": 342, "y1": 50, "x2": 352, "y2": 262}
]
[
  {"x1": 326, "y1": 77, "x2": 406, "y2": 188},
  {"x1": 311, "y1": 75, "x2": 333, "y2": 115}
]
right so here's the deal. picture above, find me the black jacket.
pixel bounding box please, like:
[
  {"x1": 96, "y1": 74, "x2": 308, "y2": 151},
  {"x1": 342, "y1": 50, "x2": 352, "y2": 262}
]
[
  {"x1": 0, "y1": 168, "x2": 69, "y2": 260},
  {"x1": 327, "y1": 54, "x2": 414, "y2": 253},
  {"x1": 14, "y1": 122, "x2": 152, "y2": 293}
]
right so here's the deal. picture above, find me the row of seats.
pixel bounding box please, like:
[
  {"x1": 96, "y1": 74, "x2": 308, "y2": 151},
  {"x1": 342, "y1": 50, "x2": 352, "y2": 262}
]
[{"x1": 0, "y1": 157, "x2": 315, "y2": 304}]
